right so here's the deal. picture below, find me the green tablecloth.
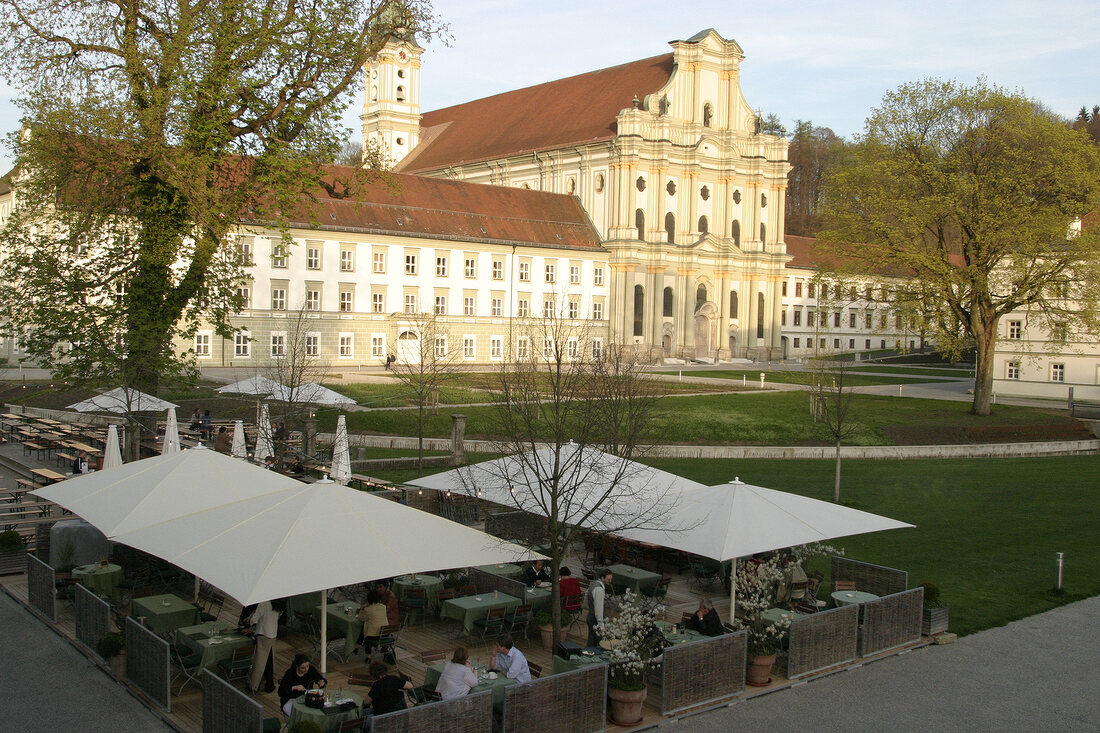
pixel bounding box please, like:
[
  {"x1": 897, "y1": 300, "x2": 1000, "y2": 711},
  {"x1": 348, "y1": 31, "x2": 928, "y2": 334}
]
[
  {"x1": 441, "y1": 593, "x2": 522, "y2": 633},
  {"x1": 288, "y1": 690, "x2": 363, "y2": 732},
  {"x1": 474, "y1": 563, "x2": 524, "y2": 580},
  {"x1": 655, "y1": 620, "x2": 708, "y2": 645},
  {"x1": 608, "y1": 563, "x2": 661, "y2": 593},
  {"x1": 424, "y1": 662, "x2": 516, "y2": 707},
  {"x1": 132, "y1": 593, "x2": 199, "y2": 635},
  {"x1": 314, "y1": 604, "x2": 363, "y2": 652},
  {"x1": 72, "y1": 563, "x2": 122, "y2": 600},
  {"x1": 175, "y1": 621, "x2": 253, "y2": 669},
  {"x1": 285, "y1": 592, "x2": 321, "y2": 617},
  {"x1": 551, "y1": 652, "x2": 609, "y2": 675},
  {"x1": 761, "y1": 608, "x2": 806, "y2": 626},
  {"x1": 392, "y1": 574, "x2": 444, "y2": 609},
  {"x1": 521, "y1": 586, "x2": 553, "y2": 612},
  {"x1": 831, "y1": 591, "x2": 879, "y2": 607}
]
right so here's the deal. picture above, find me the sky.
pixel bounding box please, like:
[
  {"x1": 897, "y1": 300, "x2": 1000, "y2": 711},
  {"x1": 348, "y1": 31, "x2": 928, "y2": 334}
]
[{"x1": 1, "y1": 0, "x2": 1098, "y2": 172}]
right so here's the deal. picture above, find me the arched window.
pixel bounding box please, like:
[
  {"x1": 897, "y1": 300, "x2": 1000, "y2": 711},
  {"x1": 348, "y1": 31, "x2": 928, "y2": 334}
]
[
  {"x1": 729, "y1": 291, "x2": 738, "y2": 319},
  {"x1": 396, "y1": 85, "x2": 405, "y2": 102},
  {"x1": 635, "y1": 209, "x2": 645, "y2": 241},
  {"x1": 633, "y1": 285, "x2": 645, "y2": 337},
  {"x1": 731, "y1": 220, "x2": 740, "y2": 247},
  {"x1": 757, "y1": 292, "x2": 765, "y2": 339},
  {"x1": 696, "y1": 284, "x2": 707, "y2": 308},
  {"x1": 663, "y1": 287, "x2": 673, "y2": 317},
  {"x1": 703, "y1": 103, "x2": 712, "y2": 128},
  {"x1": 698, "y1": 216, "x2": 708, "y2": 234},
  {"x1": 760, "y1": 222, "x2": 766, "y2": 243},
  {"x1": 665, "y1": 212, "x2": 675, "y2": 243}
]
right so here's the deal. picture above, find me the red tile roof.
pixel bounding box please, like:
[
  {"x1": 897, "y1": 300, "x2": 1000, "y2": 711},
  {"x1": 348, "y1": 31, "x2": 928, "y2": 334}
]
[
  {"x1": 253, "y1": 166, "x2": 602, "y2": 251},
  {"x1": 397, "y1": 54, "x2": 676, "y2": 173}
]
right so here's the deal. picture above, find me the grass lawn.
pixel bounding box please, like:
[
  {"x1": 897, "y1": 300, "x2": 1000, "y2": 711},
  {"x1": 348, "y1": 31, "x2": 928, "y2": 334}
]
[
  {"x1": 844, "y1": 365, "x2": 974, "y2": 378},
  {"x1": 639, "y1": 456, "x2": 1100, "y2": 636},
  {"x1": 654, "y1": 369, "x2": 958, "y2": 386}
]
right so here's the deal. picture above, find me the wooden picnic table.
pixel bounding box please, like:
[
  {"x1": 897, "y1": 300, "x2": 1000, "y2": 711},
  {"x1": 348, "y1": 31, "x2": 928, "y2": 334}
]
[
  {"x1": 30, "y1": 468, "x2": 66, "y2": 485},
  {"x1": 62, "y1": 440, "x2": 102, "y2": 456}
]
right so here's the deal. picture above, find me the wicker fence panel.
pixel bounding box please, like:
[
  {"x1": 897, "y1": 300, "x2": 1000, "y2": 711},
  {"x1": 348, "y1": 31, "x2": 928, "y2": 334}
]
[
  {"x1": 201, "y1": 669, "x2": 263, "y2": 733},
  {"x1": 74, "y1": 583, "x2": 111, "y2": 652},
  {"x1": 860, "y1": 587, "x2": 924, "y2": 657},
  {"x1": 404, "y1": 488, "x2": 441, "y2": 515},
  {"x1": 830, "y1": 556, "x2": 908, "y2": 597},
  {"x1": 660, "y1": 631, "x2": 746, "y2": 715},
  {"x1": 787, "y1": 604, "x2": 859, "y2": 679},
  {"x1": 125, "y1": 616, "x2": 170, "y2": 711},
  {"x1": 485, "y1": 511, "x2": 549, "y2": 544},
  {"x1": 503, "y1": 664, "x2": 606, "y2": 733},
  {"x1": 469, "y1": 567, "x2": 527, "y2": 598},
  {"x1": 35, "y1": 521, "x2": 56, "y2": 561},
  {"x1": 373, "y1": 689, "x2": 493, "y2": 733},
  {"x1": 26, "y1": 553, "x2": 56, "y2": 622}
]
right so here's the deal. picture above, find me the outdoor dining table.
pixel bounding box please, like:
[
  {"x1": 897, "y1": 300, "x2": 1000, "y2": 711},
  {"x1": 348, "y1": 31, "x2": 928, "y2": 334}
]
[
  {"x1": 521, "y1": 585, "x2": 554, "y2": 612},
  {"x1": 441, "y1": 592, "x2": 522, "y2": 634},
  {"x1": 474, "y1": 563, "x2": 524, "y2": 580},
  {"x1": 131, "y1": 593, "x2": 200, "y2": 635},
  {"x1": 655, "y1": 620, "x2": 708, "y2": 645},
  {"x1": 175, "y1": 620, "x2": 253, "y2": 669},
  {"x1": 551, "y1": 649, "x2": 610, "y2": 675},
  {"x1": 71, "y1": 562, "x2": 122, "y2": 600},
  {"x1": 288, "y1": 690, "x2": 363, "y2": 732},
  {"x1": 831, "y1": 590, "x2": 879, "y2": 607},
  {"x1": 392, "y1": 574, "x2": 444, "y2": 609},
  {"x1": 761, "y1": 607, "x2": 807, "y2": 625},
  {"x1": 424, "y1": 662, "x2": 517, "y2": 707},
  {"x1": 608, "y1": 563, "x2": 662, "y2": 593},
  {"x1": 314, "y1": 603, "x2": 363, "y2": 654}
]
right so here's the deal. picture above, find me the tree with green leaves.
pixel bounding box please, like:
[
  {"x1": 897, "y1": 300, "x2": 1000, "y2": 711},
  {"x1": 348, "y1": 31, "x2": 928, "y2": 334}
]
[
  {"x1": 0, "y1": 0, "x2": 439, "y2": 398},
  {"x1": 818, "y1": 79, "x2": 1100, "y2": 415},
  {"x1": 785, "y1": 120, "x2": 846, "y2": 236}
]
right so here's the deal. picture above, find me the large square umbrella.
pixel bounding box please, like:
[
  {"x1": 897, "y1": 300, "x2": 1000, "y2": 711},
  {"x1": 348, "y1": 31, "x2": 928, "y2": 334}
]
[
  {"x1": 68, "y1": 387, "x2": 178, "y2": 414},
  {"x1": 330, "y1": 415, "x2": 352, "y2": 485}
]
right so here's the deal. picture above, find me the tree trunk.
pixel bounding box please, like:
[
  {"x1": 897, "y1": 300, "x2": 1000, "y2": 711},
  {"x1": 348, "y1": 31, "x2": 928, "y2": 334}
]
[
  {"x1": 971, "y1": 316, "x2": 999, "y2": 416},
  {"x1": 833, "y1": 438, "x2": 842, "y2": 503},
  {"x1": 417, "y1": 403, "x2": 424, "y2": 477}
]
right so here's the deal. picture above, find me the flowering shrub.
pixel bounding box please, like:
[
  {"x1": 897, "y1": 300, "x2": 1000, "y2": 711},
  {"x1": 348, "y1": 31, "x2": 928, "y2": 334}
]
[{"x1": 595, "y1": 590, "x2": 664, "y2": 691}]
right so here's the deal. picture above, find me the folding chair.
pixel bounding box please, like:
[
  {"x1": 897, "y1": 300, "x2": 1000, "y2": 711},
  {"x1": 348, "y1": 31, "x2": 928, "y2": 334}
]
[
  {"x1": 473, "y1": 607, "x2": 507, "y2": 641},
  {"x1": 170, "y1": 643, "x2": 204, "y2": 695}
]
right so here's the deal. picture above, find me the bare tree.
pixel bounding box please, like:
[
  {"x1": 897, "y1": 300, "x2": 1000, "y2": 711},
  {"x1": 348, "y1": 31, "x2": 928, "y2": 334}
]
[{"x1": 809, "y1": 359, "x2": 857, "y2": 503}]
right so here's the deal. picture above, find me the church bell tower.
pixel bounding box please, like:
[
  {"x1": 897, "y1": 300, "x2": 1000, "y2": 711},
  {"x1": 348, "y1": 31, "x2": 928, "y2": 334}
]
[{"x1": 361, "y1": 31, "x2": 423, "y2": 165}]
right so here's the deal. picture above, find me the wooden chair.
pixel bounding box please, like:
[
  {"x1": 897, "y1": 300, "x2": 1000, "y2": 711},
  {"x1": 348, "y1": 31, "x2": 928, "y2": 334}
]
[
  {"x1": 785, "y1": 580, "x2": 809, "y2": 610},
  {"x1": 401, "y1": 588, "x2": 429, "y2": 625},
  {"x1": 834, "y1": 580, "x2": 857, "y2": 592},
  {"x1": 347, "y1": 672, "x2": 373, "y2": 687},
  {"x1": 473, "y1": 606, "x2": 506, "y2": 641},
  {"x1": 528, "y1": 661, "x2": 542, "y2": 679},
  {"x1": 375, "y1": 624, "x2": 401, "y2": 665},
  {"x1": 459, "y1": 584, "x2": 478, "y2": 597},
  {"x1": 506, "y1": 604, "x2": 532, "y2": 640},
  {"x1": 170, "y1": 643, "x2": 204, "y2": 695},
  {"x1": 419, "y1": 648, "x2": 449, "y2": 665},
  {"x1": 217, "y1": 645, "x2": 253, "y2": 683},
  {"x1": 336, "y1": 718, "x2": 367, "y2": 732}
]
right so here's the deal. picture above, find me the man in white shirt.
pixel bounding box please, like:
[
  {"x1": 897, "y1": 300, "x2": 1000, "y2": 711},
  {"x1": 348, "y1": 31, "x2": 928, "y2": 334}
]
[
  {"x1": 247, "y1": 600, "x2": 279, "y2": 694},
  {"x1": 585, "y1": 568, "x2": 612, "y2": 647},
  {"x1": 490, "y1": 635, "x2": 531, "y2": 683}
]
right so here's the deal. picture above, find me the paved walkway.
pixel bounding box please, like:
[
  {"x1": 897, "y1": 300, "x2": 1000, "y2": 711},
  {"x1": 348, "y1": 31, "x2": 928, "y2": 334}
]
[{"x1": 687, "y1": 595, "x2": 1100, "y2": 732}]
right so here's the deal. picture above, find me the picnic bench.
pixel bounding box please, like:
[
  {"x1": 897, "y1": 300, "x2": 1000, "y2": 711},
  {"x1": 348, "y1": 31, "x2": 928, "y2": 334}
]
[
  {"x1": 30, "y1": 468, "x2": 66, "y2": 485},
  {"x1": 22, "y1": 441, "x2": 50, "y2": 460}
]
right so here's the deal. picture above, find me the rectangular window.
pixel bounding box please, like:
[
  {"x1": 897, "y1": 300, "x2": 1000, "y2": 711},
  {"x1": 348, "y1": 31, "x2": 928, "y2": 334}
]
[
  {"x1": 270, "y1": 333, "x2": 286, "y2": 357},
  {"x1": 821, "y1": 283, "x2": 828, "y2": 298},
  {"x1": 570, "y1": 265, "x2": 580, "y2": 284},
  {"x1": 434, "y1": 295, "x2": 447, "y2": 315},
  {"x1": 305, "y1": 333, "x2": 319, "y2": 357},
  {"x1": 405, "y1": 254, "x2": 417, "y2": 275},
  {"x1": 271, "y1": 288, "x2": 286, "y2": 310},
  {"x1": 434, "y1": 335, "x2": 447, "y2": 359},
  {"x1": 340, "y1": 249, "x2": 354, "y2": 272},
  {"x1": 339, "y1": 290, "x2": 353, "y2": 312},
  {"x1": 271, "y1": 242, "x2": 287, "y2": 268},
  {"x1": 404, "y1": 293, "x2": 417, "y2": 313},
  {"x1": 593, "y1": 267, "x2": 604, "y2": 286},
  {"x1": 781, "y1": 310, "x2": 787, "y2": 326},
  {"x1": 518, "y1": 262, "x2": 530, "y2": 282},
  {"x1": 782, "y1": 281, "x2": 788, "y2": 296},
  {"x1": 436, "y1": 256, "x2": 448, "y2": 277},
  {"x1": 1051, "y1": 363, "x2": 1065, "y2": 382},
  {"x1": 237, "y1": 238, "x2": 253, "y2": 264},
  {"x1": 464, "y1": 258, "x2": 476, "y2": 278},
  {"x1": 306, "y1": 247, "x2": 321, "y2": 270},
  {"x1": 591, "y1": 338, "x2": 604, "y2": 360},
  {"x1": 820, "y1": 338, "x2": 826, "y2": 348},
  {"x1": 865, "y1": 314, "x2": 872, "y2": 329},
  {"x1": 517, "y1": 298, "x2": 529, "y2": 317},
  {"x1": 371, "y1": 335, "x2": 385, "y2": 358},
  {"x1": 849, "y1": 339, "x2": 855, "y2": 348},
  {"x1": 194, "y1": 332, "x2": 211, "y2": 358},
  {"x1": 795, "y1": 282, "x2": 803, "y2": 298},
  {"x1": 371, "y1": 292, "x2": 385, "y2": 313},
  {"x1": 833, "y1": 338, "x2": 840, "y2": 349},
  {"x1": 793, "y1": 338, "x2": 800, "y2": 348},
  {"x1": 880, "y1": 314, "x2": 888, "y2": 329},
  {"x1": 545, "y1": 263, "x2": 556, "y2": 283},
  {"x1": 568, "y1": 300, "x2": 579, "y2": 319},
  {"x1": 543, "y1": 298, "x2": 555, "y2": 318},
  {"x1": 305, "y1": 290, "x2": 320, "y2": 311},
  {"x1": 339, "y1": 334, "x2": 353, "y2": 357},
  {"x1": 234, "y1": 332, "x2": 250, "y2": 357},
  {"x1": 492, "y1": 260, "x2": 504, "y2": 280},
  {"x1": 896, "y1": 313, "x2": 903, "y2": 329},
  {"x1": 865, "y1": 339, "x2": 871, "y2": 348},
  {"x1": 807, "y1": 311, "x2": 815, "y2": 327},
  {"x1": 516, "y1": 337, "x2": 529, "y2": 359},
  {"x1": 463, "y1": 297, "x2": 475, "y2": 316},
  {"x1": 865, "y1": 286, "x2": 873, "y2": 300},
  {"x1": 807, "y1": 283, "x2": 815, "y2": 298},
  {"x1": 491, "y1": 298, "x2": 502, "y2": 317},
  {"x1": 237, "y1": 286, "x2": 251, "y2": 310},
  {"x1": 849, "y1": 312, "x2": 856, "y2": 328},
  {"x1": 543, "y1": 338, "x2": 554, "y2": 358},
  {"x1": 1008, "y1": 321, "x2": 1022, "y2": 339},
  {"x1": 1007, "y1": 361, "x2": 1020, "y2": 380},
  {"x1": 463, "y1": 336, "x2": 475, "y2": 359},
  {"x1": 490, "y1": 336, "x2": 502, "y2": 359},
  {"x1": 592, "y1": 302, "x2": 604, "y2": 320},
  {"x1": 834, "y1": 312, "x2": 841, "y2": 328},
  {"x1": 793, "y1": 310, "x2": 801, "y2": 326},
  {"x1": 567, "y1": 337, "x2": 578, "y2": 360},
  {"x1": 373, "y1": 251, "x2": 386, "y2": 274}
]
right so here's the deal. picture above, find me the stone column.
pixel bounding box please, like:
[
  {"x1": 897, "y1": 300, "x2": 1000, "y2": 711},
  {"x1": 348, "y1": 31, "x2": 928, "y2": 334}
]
[
  {"x1": 716, "y1": 271, "x2": 729, "y2": 359},
  {"x1": 303, "y1": 418, "x2": 317, "y2": 459},
  {"x1": 649, "y1": 267, "x2": 665, "y2": 356},
  {"x1": 680, "y1": 268, "x2": 696, "y2": 355},
  {"x1": 450, "y1": 414, "x2": 466, "y2": 465}
]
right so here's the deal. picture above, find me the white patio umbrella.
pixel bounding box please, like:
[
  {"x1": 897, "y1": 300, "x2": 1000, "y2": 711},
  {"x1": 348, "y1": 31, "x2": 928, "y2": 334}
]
[
  {"x1": 68, "y1": 387, "x2": 178, "y2": 414},
  {"x1": 330, "y1": 415, "x2": 352, "y2": 485},
  {"x1": 215, "y1": 375, "x2": 291, "y2": 400},
  {"x1": 230, "y1": 419, "x2": 248, "y2": 459},
  {"x1": 101, "y1": 425, "x2": 123, "y2": 470},
  {"x1": 254, "y1": 403, "x2": 274, "y2": 465},
  {"x1": 110, "y1": 477, "x2": 541, "y2": 673},
  {"x1": 293, "y1": 383, "x2": 356, "y2": 406},
  {"x1": 162, "y1": 408, "x2": 181, "y2": 455}
]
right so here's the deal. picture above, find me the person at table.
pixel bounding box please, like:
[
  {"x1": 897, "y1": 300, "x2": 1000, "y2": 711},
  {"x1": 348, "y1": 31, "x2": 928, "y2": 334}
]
[
  {"x1": 356, "y1": 589, "x2": 389, "y2": 655},
  {"x1": 684, "y1": 599, "x2": 724, "y2": 637},
  {"x1": 374, "y1": 580, "x2": 399, "y2": 626},
  {"x1": 214, "y1": 426, "x2": 231, "y2": 454},
  {"x1": 435, "y1": 646, "x2": 479, "y2": 700},
  {"x1": 277, "y1": 653, "x2": 327, "y2": 715},
  {"x1": 247, "y1": 599, "x2": 279, "y2": 695},
  {"x1": 584, "y1": 568, "x2": 612, "y2": 647},
  {"x1": 558, "y1": 566, "x2": 582, "y2": 598},
  {"x1": 189, "y1": 408, "x2": 202, "y2": 430},
  {"x1": 522, "y1": 559, "x2": 551, "y2": 588},
  {"x1": 490, "y1": 635, "x2": 532, "y2": 683},
  {"x1": 199, "y1": 409, "x2": 213, "y2": 440},
  {"x1": 72, "y1": 450, "x2": 89, "y2": 474},
  {"x1": 365, "y1": 660, "x2": 413, "y2": 715},
  {"x1": 776, "y1": 552, "x2": 808, "y2": 605}
]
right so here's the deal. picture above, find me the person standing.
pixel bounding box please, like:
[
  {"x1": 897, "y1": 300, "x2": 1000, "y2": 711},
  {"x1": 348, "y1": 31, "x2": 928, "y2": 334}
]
[
  {"x1": 585, "y1": 568, "x2": 612, "y2": 648},
  {"x1": 374, "y1": 580, "x2": 399, "y2": 627},
  {"x1": 72, "y1": 450, "x2": 90, "y2": 474},
  {"x1": 199, "y1": 409, "x2": 212, "y2": 441},
  {"x1": 247, "y1": 599, "x2": 279, "y2": 694}
]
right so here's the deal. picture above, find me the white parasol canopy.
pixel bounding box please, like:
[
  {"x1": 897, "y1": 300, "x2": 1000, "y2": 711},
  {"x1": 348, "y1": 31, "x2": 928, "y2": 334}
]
[
  {"x1": 216, "y1": 377, "x2": 353, "y2": 406},
  {"x1": 102, "y1": 425, "x2": 123, "y2": 470},
  {"x1": 295, "y1": 383, "x2": 356, "y2": 406},
  {"x1": 216, "y1": 375, "x2": 290, "y2": 399},
  {"x1": 162, "y1": 408, "x2": 181, "y2": 455},
  {"x1": 330, "y1": 415, "x2": 352, "y2": 485},
  {"x1": 254, "y1": 403, "x2": 274, "y2": 465},
  {"x1": 230, "y1": 419, "x2": 248, "y2": 459},
  {"x1": 68, "y1": 387, "x2": 178, "y2": 414}
]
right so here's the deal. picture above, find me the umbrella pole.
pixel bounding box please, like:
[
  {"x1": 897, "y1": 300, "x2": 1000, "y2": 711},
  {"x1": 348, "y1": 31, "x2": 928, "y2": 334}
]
[
  {"x1": 193, "y1": 575, "x2": 200, "y2": 604},
  {"x1": 728, "y1": 560, "x2": 737, "y2": 625},
  {"x1": 320, "y1": 589, "x2": 328, "y2": 675}
]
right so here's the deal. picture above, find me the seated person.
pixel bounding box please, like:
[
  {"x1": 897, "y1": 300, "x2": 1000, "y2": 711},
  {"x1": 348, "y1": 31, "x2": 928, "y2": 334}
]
[
  {"x1": 214, "y1": 426, "x2": 231, "y2": 453},
  {"x1": 434, "y1": 646, "x2": 479, "y2": 700},
  {"x1": 684, "y1": 599, "x2": 725, "y2": 637},
  {"x1": 522, "y1": 559, "x2": 551, "y2": 588},
  {"x1": 776, "y1": 553, "x2": 808, "y2": 605},
  {"x1": 277, "y1": 654, "x2": 327, "y2": 715},
  {"x1": 356, "y1": 589, "x2": 389, "y2": 654},
  {"x1": 490, "y1": 635, "x2": 531, "y2": 683},
  {"x1": 365, "y1": 660, "x2": 413, "y2": 715},
  {"x1": 287, "y1": 453, "x2": 305, "y2": 474},
  {"x1": 558, "y1": 566, "x2": 582, "y2": 598}
]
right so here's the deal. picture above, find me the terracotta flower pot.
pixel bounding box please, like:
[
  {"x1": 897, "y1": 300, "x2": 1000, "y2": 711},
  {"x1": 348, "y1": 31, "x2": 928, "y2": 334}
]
[
  {"x1": 607, "y1": 686, "x2": 647, "y2": 725},
  {"x1": 746, "y1": 652, "x2": 777, "y2": 687},
  {"x1": 538, "y1": 623, "x2": 554, "y2": 651}
]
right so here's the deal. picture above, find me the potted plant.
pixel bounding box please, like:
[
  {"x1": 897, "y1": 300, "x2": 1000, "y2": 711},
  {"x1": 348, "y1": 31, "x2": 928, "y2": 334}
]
[
  {"x1": 596, "y1": 590, "x2": 663, "y2": 725},
  {"x1": 534, "y1": 609, "x2": 556, "y2": 650},
  {"x1": 0, "y1": 530, "x2": 25, "y2": 576},
  {"x1": 727, "y1": 556, "x2": 789, "y2": 686},
  {"x1": 96, "y1": 631, "x2": 126, "y2": 674},
  {"x1": 920, "y1": 582, "x2": 949, "y2": 636}
]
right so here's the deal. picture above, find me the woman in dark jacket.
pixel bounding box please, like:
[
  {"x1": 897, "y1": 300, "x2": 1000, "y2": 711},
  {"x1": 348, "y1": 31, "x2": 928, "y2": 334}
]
[{"x1": 277, "y1": 653, "x2": 327, "y2": 714}]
